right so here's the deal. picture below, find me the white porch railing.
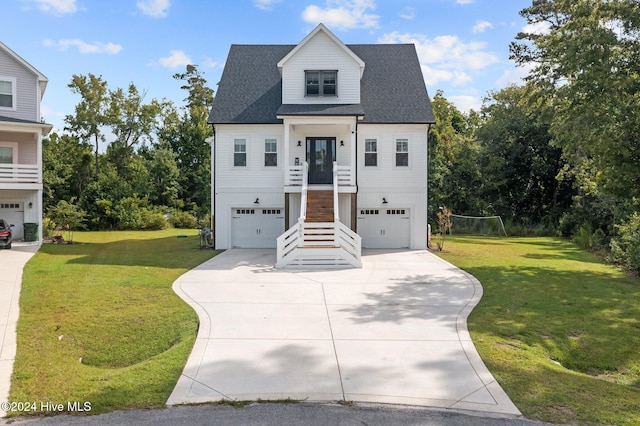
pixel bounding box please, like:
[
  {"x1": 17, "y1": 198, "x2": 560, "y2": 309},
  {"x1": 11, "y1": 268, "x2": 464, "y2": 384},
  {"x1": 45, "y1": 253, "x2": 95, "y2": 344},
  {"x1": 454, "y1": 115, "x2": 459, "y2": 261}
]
[
  {"x1": 0, "y1": 164, "x2": 39, "y2": 183},
  {"x1": 276, "y1": 161, "x2": 361, "y2": 269},
  {"x1": 285, "y1": 164, "x2": 354, "y2": 187}
]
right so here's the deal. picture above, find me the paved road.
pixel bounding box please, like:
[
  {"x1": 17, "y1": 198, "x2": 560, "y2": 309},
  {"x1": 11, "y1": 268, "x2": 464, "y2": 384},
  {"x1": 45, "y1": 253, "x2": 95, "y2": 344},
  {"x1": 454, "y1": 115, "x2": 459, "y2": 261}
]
[{"x1": 4, "y1": 403, "x2": 558, "y2": 426}]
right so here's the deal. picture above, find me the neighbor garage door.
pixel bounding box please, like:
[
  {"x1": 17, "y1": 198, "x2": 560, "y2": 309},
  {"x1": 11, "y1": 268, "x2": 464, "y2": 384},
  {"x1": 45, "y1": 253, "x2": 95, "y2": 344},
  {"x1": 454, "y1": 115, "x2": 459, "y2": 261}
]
[
  {"x1": 357, "y1": 208, "x2": 410, "y2": 248},
  {"x1": 0, "y1": 201, "x2": 24, "y2": 240},
  {"x1": 231, "y1": 208, "x2": 284, "y2": 248}
]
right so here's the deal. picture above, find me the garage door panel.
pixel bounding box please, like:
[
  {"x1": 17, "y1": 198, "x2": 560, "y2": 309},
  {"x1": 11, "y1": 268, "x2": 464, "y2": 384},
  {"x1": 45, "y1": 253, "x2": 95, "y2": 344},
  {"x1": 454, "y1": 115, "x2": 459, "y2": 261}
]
[
  {"x1": 231, "y1": 208, "x2": 284, "y2": 248},
  {"x1": 357, "y1": 208, "x2": 410, "y2": 249},
  {"x1": 0, "y1": 201, "x2": 24, "y2": 240}
]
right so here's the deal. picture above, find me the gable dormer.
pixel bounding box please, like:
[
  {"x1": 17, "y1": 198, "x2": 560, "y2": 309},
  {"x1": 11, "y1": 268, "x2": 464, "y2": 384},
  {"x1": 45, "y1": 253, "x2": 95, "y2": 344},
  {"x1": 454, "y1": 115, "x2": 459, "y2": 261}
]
[{"x1": 277, "y1": 24, "x2": 365, "y2": 105}]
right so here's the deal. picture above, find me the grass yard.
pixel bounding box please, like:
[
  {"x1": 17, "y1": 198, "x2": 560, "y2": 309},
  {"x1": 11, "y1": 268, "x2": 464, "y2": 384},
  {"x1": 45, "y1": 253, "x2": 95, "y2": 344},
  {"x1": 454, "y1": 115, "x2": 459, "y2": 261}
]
[
  {"x1": 437, "y1": 236, "x2": 640, "y2": 425},
  {"x1": 9, "y1": 229, "x2": 220, "y2": 416}
]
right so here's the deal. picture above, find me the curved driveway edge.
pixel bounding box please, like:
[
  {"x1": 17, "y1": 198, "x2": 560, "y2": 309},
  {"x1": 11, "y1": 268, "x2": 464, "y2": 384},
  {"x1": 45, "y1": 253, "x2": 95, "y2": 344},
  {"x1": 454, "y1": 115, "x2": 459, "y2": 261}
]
[
  {"x1": 168, "y1": 249, "x2": 521, "y2": 416},
  {"x1": 0, "y1": 243, "x2": 39, "y2": 418}
]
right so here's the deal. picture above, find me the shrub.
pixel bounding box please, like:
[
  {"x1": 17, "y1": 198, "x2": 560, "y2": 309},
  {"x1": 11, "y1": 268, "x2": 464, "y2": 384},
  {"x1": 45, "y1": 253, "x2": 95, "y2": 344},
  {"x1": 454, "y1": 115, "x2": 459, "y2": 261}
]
[
  {"x1": 574, "y1": 223, "x2": 593, "y2": 250},
  {"x1": 169, "y1": 210, "x2": 199, "y2": 229},
  {"x1": 140, "y1": 209, "x2": 168, "y2": 230},
  {"x1": 610, "y1": 213, "x2": 640, "y2": 275}
]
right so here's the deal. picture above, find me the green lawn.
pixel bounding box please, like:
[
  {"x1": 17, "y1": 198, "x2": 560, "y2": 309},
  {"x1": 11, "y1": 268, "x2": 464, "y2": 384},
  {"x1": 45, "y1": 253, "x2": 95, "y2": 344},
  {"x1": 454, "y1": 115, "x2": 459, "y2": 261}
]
[
  {"x1": 9, "y1": 230, "x2": 220, "y2": 416},
  {"x1": 437, "y1": 236, "x2": 640, "y2": 426}
]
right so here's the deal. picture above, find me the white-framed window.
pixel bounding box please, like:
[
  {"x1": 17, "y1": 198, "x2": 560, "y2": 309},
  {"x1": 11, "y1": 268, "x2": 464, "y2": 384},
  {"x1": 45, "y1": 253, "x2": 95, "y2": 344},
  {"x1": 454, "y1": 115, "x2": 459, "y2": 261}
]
[
  {"x1": 234, "y1": 139, "x2": 247, "y2": 167},
  {"x1": 264, "y1": 139, "x2": 277, "y2": 167},
  {"x1": 364, "y1": 139, "x2": 377, "y2": 167},
  {"x1": 0, "y1": 142, "x2": 18, "y2": 164},
  {"x1": 305, "y1": 70, "x2": 337, "y2": 97},
  {"x1": 0, "y1": 77, "x2": 17, "y2": 110},
  {"x1": 395, "y1": 138, "x2": 409, "y2": 167}
]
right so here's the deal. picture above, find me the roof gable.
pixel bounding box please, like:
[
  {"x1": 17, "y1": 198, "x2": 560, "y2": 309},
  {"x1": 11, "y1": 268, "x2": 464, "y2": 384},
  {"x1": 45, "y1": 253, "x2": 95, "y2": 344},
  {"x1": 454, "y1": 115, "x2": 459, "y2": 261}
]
[
  {"x1": 277, "y1": 24, "x2": 364, "y2": 78},
  {"x1": 0, "y1": 41, "x2": 49, "y2": 98}
]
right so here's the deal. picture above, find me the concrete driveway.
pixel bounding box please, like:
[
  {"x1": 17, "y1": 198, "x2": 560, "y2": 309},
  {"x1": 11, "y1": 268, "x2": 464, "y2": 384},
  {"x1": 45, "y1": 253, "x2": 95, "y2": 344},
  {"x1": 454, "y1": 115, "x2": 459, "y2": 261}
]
[
  {"x1": 168, "y1": 249, "x2": 520, "y2": 416},
  {"x1": 0, "y1": 243, "x2": 39, "y2": 417}
]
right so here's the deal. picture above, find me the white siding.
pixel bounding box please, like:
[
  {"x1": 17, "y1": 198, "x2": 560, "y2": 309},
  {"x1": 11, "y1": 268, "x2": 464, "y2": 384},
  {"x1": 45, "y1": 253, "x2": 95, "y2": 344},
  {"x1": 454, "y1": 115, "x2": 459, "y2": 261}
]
[
  {"x1": 357, "y1": 124, "x2": 429, "y2": 190},
  {"x1": 281, "y1": 31, "x2": 361, "y2": 105},
  {"x1": 214, "y1": 125, "x2": 285, "y2": 190},
  {"x1": 0, "y1": 131, "x2": 37, "y2": 165},
  {"x1": 0, "y1": 49, "x2": 39, "y2": 122}
]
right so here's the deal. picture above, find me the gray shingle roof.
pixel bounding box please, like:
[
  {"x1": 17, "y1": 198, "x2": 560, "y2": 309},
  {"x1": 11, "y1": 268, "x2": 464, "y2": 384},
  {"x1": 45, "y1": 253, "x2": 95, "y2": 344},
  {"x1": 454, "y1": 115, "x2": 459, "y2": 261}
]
[
  {"x1": 0, "y1": 115, "x2": 44, "y2": 125},
  {"x1": 209, "y1": 43, "x2": 434, "y2": 125}
]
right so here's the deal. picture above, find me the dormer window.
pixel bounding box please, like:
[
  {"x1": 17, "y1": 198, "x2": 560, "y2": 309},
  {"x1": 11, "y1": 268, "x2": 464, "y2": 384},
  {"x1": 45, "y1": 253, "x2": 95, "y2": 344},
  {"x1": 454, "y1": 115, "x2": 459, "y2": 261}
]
[{"x1": 305, "y1": 70, "x2": 337, "y2": 97}]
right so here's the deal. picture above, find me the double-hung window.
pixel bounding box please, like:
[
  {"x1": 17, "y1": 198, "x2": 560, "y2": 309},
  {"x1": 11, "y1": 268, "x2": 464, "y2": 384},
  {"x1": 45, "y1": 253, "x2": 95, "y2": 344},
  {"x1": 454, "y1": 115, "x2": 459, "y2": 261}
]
[
  {"x1": 264, "y1": 139, "x2": 277, "y2": 167},
  {"x1": 396, "y1": 139, "x2": 409, "y2": 167},
  {"x1": 0, "y1": 78, "x2": 16, "y2": 110},
  {"x1": 305, "y1": 70, "x2": 337, "y2": 97},
  {"x1": 234, "y1": 139, "x2": 247, "y2": 167},
  {"x1": 364, "y1": 139, "x2": 377, "y2": 167}
]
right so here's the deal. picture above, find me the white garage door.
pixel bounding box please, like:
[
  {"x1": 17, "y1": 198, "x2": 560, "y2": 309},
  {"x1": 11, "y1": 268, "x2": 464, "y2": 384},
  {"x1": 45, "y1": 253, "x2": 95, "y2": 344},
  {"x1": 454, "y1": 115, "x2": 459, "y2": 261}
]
[
  {"x1": 231, "y1": 208, "x2": 285, "y2": 248},
  {"x1": 357, "y1": 208, "x2": 410, "y2": 248},
  {"x1": 0, "y1": 201, "x2": 24, "y2": 240}
]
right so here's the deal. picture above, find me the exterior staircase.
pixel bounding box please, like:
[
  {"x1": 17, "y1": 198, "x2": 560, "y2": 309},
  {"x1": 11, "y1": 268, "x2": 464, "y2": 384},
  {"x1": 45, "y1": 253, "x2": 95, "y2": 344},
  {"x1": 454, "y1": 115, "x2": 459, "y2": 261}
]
[{"x1": 276, "y1": 163, "x2": 362, "y2": 268}]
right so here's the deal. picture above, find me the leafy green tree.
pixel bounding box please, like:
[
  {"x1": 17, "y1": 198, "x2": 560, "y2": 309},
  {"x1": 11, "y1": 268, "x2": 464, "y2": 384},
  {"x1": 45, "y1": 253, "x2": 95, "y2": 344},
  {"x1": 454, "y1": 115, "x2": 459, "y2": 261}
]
[
  {"x1": 48, "y1": 199, "x2": 87, "y2": 243},
  {"x1": 511, "y1": 0, "x2": 640, "y2": 201},
  {"x1": 428, "y1": 91, "x2": 483, "y2": 219},
  {"x1": 65, "y1": 74, "x2": 109, "y2": 180},
  {"x1": 42, "y1": 132, "x2": 93, "y2": 212},
  {"x1": 476, "y1": 84, "x2": 571, "y2": 224},
  {"x1": 161, "y1": 64, "x2": 214, "y2": 217}
]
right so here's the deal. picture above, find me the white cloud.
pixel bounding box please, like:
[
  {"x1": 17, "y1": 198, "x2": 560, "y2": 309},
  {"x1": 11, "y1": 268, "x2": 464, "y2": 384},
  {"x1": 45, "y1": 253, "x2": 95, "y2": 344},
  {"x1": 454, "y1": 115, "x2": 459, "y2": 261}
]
[
  {"x1": 496, "y1": 62, "x2": 533, "y2": 88},
  {"x1": 43, "y1": 38, "x2": 122, "y2": 54},
  {"x1": 472, "y1": 20, "x2": 493, "y2": 33},
  {"x1": 157, "y1": 50, "x2": 192, "y2": 68},
  {"x1": 399, "y1": 6, "x2": 415, "y2": 20},
  {"x1": 26, "y1": 0, "x2": 77, "y2": 15},
  {"x1": 380, "y1": 32, "x2": 499, "y2": 87},
  {"x1": 456, "y1": 0, "x2": 474, "y2": 4},
  {"x1": 522, "y1": 20, "x2": 551, "y2": 35},
  {"x1": 449, "y1": 95, "x2": 481, "y2": 112},
  {"x1": 254, "y1": 0, "x2": 281, "y2": 10},
  {"x1": 137, "y1": 0, "x2": 170, "y2": 18},
  {"x1": 202, "y1": 57, "x2": 224, "y2": 69},
  {"x1": 302, "y1": 0, "x2": 379, "y2": 30}
]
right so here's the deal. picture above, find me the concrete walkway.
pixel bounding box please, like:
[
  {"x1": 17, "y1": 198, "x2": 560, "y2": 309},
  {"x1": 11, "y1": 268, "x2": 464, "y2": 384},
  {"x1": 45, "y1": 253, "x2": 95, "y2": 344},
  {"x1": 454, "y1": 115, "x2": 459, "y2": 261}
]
[
  {"x1": 168, "y1": 249, "x2": 521, "y2": 416},
  {"x1": 0, "y1": 243, "x2": 38, "y2": 417}
]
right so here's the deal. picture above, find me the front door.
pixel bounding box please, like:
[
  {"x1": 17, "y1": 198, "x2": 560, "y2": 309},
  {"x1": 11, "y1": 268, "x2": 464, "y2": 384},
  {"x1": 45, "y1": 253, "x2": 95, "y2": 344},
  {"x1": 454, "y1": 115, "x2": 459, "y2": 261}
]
[{"x1": 306, "y1": 137, "x2": 335, "y2": 184}]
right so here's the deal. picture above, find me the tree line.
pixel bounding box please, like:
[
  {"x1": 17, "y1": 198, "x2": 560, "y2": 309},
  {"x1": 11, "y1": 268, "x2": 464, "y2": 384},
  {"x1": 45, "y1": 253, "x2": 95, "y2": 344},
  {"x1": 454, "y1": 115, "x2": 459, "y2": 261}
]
[
  {"x1": 428, "y1": 0, "x2": 640, "y2": 274},
  {"x1": 44, "y1": 0, "x2": 638, "y2": 273},
  {"x1": 44, "y1": 65, "x2": 213, "y2": 234}
]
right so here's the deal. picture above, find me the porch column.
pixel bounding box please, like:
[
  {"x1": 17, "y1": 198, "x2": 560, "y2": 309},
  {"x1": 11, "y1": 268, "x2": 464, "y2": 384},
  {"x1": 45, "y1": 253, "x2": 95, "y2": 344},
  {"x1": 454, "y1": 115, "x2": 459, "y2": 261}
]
[
  {"x1": 350, "y1": 119, "x2": 356, "y2": 186},
  {"x1": 283, "y1": 121, "x2": 290, "y2": 186}
]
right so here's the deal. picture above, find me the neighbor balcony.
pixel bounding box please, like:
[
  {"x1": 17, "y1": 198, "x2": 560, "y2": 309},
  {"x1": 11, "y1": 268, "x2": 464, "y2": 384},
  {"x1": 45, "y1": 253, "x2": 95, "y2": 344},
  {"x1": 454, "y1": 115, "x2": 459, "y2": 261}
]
[{"x1": 0, "y1": 164, "x2": 40, "y2": 184}]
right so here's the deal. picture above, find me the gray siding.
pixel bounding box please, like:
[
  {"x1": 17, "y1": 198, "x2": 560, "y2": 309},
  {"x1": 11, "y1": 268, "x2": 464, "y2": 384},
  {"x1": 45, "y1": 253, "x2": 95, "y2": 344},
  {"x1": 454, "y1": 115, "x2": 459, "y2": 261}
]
[{"x1": 0, "y1": 49, "x2": 39, "y2": 122}]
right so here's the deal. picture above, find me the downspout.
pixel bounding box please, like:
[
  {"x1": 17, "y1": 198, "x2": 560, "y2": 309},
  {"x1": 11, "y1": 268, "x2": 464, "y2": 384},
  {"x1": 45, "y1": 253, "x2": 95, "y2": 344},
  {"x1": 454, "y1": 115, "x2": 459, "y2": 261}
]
[
  {"x1": 205, "y1": 128, "x2": 216, "y2": 249},
  {"x1": 426, "y1": 123, "x2": 431, "y2": 249}
]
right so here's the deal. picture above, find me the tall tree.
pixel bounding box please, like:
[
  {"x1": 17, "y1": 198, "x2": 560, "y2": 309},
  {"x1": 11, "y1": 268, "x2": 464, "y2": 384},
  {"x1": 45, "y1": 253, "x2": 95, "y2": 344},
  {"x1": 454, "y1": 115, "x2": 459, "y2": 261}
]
[
  {"x1": 476, "y1": 84, "x2": 571, "y2": 223},
  {"x1": 65, "y1": 74, "x2": 109, "y2": 180},
  {"x1": 428, "y1": 91, "x2": 483, "y2": 219},
  {"x1": 162, "y1": 64, "x2": 214, "y2": 216},
  {"x1": 510, "y1": 0, "x2": 640, "y2": 201}
]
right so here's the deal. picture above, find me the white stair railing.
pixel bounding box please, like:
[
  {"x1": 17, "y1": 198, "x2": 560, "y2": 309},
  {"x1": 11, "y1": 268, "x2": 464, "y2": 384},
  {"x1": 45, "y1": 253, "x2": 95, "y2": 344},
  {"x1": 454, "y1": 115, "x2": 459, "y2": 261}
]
[{"x1": 276, "y1": 161, "x2": 361, "y2": 269}]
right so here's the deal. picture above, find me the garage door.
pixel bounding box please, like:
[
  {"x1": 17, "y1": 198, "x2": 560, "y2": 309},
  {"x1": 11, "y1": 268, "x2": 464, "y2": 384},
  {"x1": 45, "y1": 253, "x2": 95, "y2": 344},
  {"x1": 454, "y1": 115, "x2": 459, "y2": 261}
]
[
  {"x1": 0, "y1": 201, "x2": 24, "y2": 240},
  {"x1": 231, "y1": 208, "x2": 284, "y2": 248},
  {"x1": 357, "y1": 208, "x2": 410, "y2": 248}
]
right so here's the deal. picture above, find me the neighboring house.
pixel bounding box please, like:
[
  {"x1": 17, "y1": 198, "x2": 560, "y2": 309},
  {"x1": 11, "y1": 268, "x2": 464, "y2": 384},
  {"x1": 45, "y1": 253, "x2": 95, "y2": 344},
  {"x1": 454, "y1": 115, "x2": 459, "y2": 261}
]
[
  {"x1": 0, "y1": 41, "x2": 51, "y2": 244},
  {"x1": 208, "y1": 24, "x2": 434, "y2": 267}
]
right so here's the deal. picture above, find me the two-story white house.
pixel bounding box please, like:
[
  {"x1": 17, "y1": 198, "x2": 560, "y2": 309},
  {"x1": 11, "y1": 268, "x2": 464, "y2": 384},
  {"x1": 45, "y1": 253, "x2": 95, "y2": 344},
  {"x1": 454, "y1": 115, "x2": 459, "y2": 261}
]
[
  {"x1": 0, "y1": 42, "x2": 51, "y2": 244},
  {"x1": 208, "y1": 24, "x2": 434, "y2": 267}
]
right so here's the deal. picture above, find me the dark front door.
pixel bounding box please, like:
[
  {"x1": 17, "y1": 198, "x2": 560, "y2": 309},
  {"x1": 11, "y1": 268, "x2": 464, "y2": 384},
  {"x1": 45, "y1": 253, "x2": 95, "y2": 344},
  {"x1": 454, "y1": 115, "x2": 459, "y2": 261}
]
[{"x1": 306, "y1": 137, "x2": 335, "y2": 184}]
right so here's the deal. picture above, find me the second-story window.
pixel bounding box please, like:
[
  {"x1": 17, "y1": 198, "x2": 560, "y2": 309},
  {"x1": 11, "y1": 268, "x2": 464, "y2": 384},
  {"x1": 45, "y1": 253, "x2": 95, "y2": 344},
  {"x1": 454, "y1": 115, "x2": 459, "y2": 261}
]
[
  {"x1": 0, "y1": 78, "x2": 16, "y2": 109},
  {"x1": 364, "y1": 139, "x2": 377, "y2": 167},
  {"x1": 234, "y1": 139, "x2": 247, "y2": 167},
  {"x1": 264, "y1": 139, "x2": 277, "y2": 167},
  {"x1": 305, "y1": 71, "x2": 337, "y2": 97},
  {"x1": 396, "y1": 139, "x2": 409, "y2": 167}
]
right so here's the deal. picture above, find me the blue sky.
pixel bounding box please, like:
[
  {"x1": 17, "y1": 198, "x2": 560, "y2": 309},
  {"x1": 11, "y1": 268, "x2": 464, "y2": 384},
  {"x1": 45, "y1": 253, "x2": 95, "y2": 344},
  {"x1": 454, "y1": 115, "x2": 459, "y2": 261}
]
[{"x1": 4, "y1": 0, "x2": 533, "y2": 132}]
